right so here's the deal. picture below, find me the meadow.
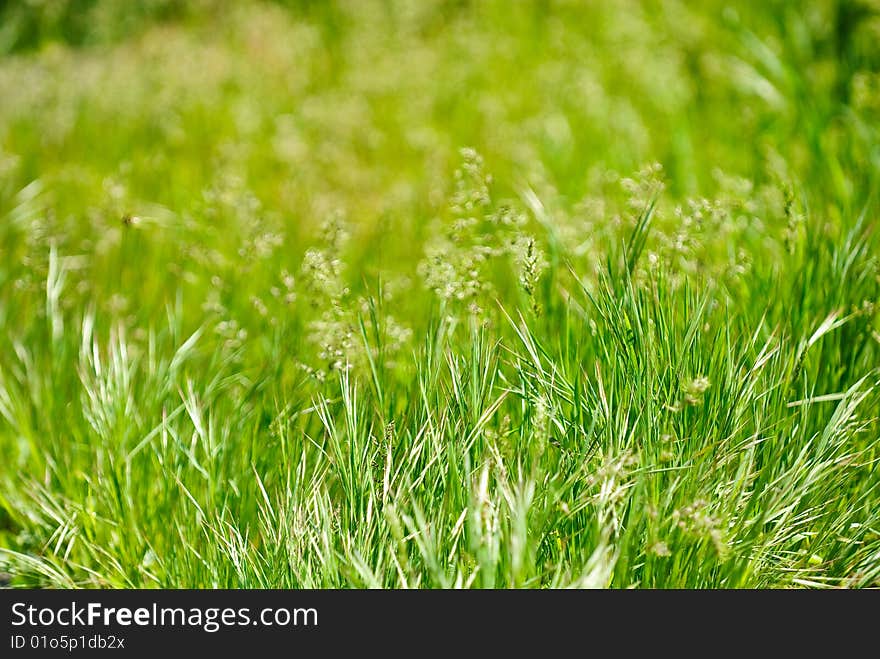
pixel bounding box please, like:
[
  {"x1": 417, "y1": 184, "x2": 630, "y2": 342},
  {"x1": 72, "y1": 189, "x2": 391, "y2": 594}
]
[{"x1": 0, "y1": 0, "x2": 879, "y2": 588}]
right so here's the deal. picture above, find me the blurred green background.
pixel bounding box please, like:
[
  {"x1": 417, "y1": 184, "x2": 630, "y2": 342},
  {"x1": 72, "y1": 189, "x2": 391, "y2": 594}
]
[{"x1": 2, "y1": 1, "x2": 879, "y2": 331}]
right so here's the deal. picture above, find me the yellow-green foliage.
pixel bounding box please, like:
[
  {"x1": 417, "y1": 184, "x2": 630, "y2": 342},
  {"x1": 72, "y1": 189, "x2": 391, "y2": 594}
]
[{"x1": 0, "y1": 0, "x2": 878, "y2": 588}]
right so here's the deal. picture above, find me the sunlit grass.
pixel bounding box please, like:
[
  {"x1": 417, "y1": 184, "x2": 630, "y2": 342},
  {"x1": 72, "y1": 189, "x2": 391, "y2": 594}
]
[{"x1": 0, "y1": 0, "x2": 879, "y2": 588}]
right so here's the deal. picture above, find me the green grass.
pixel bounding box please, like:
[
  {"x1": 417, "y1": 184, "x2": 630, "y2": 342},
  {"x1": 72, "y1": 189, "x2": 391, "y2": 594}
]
[{"x1": 1, "y1": 0, "x2": 879, "y2": 588}]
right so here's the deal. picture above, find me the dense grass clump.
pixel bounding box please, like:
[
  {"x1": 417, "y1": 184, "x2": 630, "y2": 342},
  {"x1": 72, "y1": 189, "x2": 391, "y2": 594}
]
[{"x1": 1, "y1": 0, "x2": 879, "y2": 588}]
